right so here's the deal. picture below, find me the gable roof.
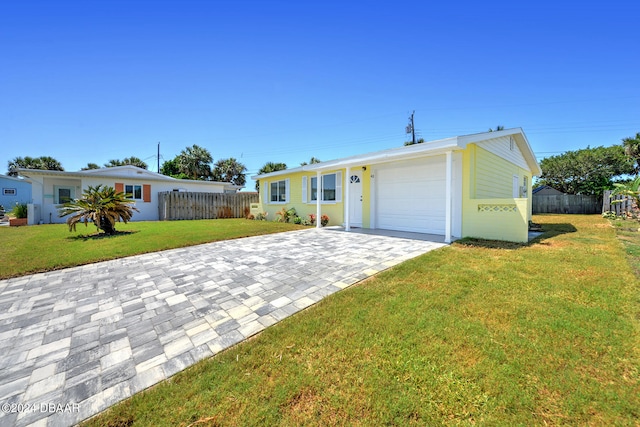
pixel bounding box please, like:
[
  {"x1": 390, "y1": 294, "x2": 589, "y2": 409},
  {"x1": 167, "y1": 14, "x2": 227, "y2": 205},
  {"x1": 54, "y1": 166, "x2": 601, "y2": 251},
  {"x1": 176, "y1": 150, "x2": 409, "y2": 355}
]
[
  {"x1": 252, "y1": 128, "x2": 541, "y2": 180},
  {"x1": 17, "y1": 165, "x2": 243, "y2": 190},
  {"x1": 532, "y1": 185, "x2": 563, "y2": 195}
]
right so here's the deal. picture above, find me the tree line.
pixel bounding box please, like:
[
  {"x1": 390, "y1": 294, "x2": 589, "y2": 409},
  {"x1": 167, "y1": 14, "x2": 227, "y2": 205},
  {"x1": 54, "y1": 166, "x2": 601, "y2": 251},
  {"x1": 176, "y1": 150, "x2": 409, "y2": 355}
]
[
  {"x1": 12, "y1": 130, "x2": 640, "y2": 198},
  {"x1": 536, "y1": 132, "x2": 640, "y2": 197},
  {"x1": 7, "y1": 144, "x2": 322, "y2": 191}
]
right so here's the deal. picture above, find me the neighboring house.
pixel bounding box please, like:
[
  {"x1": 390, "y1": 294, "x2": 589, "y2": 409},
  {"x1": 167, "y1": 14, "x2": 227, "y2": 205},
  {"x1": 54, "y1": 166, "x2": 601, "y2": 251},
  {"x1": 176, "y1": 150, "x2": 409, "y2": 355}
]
[
  {"x1": 532, "y1": 185, "x2": 564, "y2": 196},
  {"x1": 0, "y1": 174, "x2": 32, "y2": 210},
  {"x1": 252, "y1": 128, "x2": 541, "y2": 243},
  {"x1": 18, "y1": 165, "x2": 241, "y2": 224}
]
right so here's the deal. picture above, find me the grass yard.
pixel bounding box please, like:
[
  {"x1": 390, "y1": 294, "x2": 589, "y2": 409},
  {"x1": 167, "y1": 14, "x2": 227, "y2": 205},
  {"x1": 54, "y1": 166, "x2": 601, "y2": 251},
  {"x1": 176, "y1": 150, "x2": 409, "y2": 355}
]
[
  {"x1": 83, "y1": 214, "x2": 640, "y2": 427},
  {"x1": 0, "y1": 219, "x2": 304, "y2": 279},
  {"x1": 609, "y1": 217, "x2": 640, "y2": 277}
]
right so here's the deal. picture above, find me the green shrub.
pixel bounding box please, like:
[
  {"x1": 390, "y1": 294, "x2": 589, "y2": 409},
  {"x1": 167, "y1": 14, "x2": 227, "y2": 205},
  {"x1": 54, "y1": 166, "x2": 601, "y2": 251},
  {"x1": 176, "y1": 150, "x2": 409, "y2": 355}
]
[{"x1": 11, "y1": 203, "x2": 28, "y2": 219}]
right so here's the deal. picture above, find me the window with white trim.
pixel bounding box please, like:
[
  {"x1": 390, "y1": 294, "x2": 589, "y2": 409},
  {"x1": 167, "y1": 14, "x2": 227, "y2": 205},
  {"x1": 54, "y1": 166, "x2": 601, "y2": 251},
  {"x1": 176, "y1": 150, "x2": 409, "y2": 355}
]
[
  {"x1": 310, "y1": 172, "x2": 342, "y2": 202},
  {"x1": 270, "y1": 180, "x2": 288, "y2": 203},
  {"x1": 125, "y1": 184, "x2": 143, "y2": 200},
  {"x1": 54, "y1": 186, "x2": 75, "y2": 204}
]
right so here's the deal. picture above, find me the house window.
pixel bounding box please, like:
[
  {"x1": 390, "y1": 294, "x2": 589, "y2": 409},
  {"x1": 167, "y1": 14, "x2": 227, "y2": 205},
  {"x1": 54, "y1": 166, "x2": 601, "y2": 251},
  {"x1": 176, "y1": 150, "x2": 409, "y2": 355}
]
[
  {"x1": 310, "y1": 172, "x2": 341, "y2": 202},
  {"x1": 522, "y1": 176, "x2": 529, "y2": 198},
  {"x1": 54, "y1": 186, "x2": 75, "y2": 204},
  {"x1": 2, "y1": 188, "x2": 16, "y2": 196},
  {"x1": 350, "y1": 175, "x2": 360, "y2": 184},
  {"x1": 270, "y1": 180, "x2": 287, "y2": 203},
  {"x1": 125, "y1": 184, "x2": 143, "y2": 200}
]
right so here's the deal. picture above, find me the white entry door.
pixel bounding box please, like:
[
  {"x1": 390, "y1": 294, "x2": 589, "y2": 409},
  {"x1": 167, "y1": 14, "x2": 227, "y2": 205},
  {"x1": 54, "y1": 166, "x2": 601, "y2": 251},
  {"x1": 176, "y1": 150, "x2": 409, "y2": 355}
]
[{"x1": 349, "y1": 171, "x2": 363, "y2": 227}]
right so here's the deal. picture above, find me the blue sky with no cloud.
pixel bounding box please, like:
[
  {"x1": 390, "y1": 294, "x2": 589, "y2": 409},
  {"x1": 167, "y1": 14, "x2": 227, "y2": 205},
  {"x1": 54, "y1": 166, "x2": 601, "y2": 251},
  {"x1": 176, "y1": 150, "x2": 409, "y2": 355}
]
[{"x1": 1, "y1": 0, "x2": 639, "y2": 183}]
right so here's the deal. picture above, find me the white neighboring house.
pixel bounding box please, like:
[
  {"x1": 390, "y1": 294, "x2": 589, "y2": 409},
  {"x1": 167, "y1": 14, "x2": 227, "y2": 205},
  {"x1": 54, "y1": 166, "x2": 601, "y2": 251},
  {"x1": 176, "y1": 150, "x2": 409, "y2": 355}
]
[{"x1": 18, "y1": 165, "x2": 241, "y2": 224}]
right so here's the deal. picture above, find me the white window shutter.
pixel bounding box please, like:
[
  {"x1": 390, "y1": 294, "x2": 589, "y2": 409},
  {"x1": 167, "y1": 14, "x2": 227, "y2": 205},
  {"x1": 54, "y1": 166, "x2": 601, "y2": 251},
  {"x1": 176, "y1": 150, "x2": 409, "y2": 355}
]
[
  {"x1": 302, "y1": 176, "x2": 307, "y2": 203},
  {"x1": 285, "y1": 178, "x2": 290, "y2": 202},
  {"x1": 336, "y1": 171, "x2": 342, "y2": 202},
  {"x1": 263, "y1": 180, "x2": 269, "y2": 204}
]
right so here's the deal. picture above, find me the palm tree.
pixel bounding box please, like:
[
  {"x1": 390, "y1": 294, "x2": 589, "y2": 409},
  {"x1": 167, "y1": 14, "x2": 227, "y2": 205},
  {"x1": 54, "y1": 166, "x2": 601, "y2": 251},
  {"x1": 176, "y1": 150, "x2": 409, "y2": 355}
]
[
  {"x1": 255, "y1": 161, "x2": 287, "y2": 191},
  {"x1": 622, "y1": 132, "x2": 640, "y2": 173},
  {"x1": 81, "y1": 163, "x2": 101, "y2": 170},
  {"x1": 300, "y1": 157, "x2": 322, "y2": 166},
  {"x1": 488, "y1": 125, "x2": 505, "y2": 132},
  {"x1": 212, "y1": 158, "x2": 247, "y2": 186},
  {"x1": 58, "y1": 185, "x2": 139, "y2": 235},
  {"x1": 178, "y1": 145, "x2": 213, "y2": 180},
  {"x1": 7, "y1": 156, "x2": 64, "y2": 176},
  {"x1": 104, "y1": 157, "x2": 148, "y2": 169},
  {"x1": 610, "y1": 175, "x2": 640, "y2": 213}
]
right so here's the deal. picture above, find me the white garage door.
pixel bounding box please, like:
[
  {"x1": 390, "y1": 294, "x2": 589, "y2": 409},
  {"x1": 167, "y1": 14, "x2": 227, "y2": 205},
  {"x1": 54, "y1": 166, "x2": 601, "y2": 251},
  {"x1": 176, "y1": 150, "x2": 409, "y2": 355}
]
[{"x1": 375, "y1": 156, "x2": 446, "y2": 234}]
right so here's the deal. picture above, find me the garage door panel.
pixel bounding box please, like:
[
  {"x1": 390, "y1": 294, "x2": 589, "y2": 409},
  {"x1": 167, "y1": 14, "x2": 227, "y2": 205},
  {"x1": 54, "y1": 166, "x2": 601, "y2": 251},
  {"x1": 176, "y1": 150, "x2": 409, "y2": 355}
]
[{"x1": 376, "y1": 158, "x2": 446, "y2": 234}]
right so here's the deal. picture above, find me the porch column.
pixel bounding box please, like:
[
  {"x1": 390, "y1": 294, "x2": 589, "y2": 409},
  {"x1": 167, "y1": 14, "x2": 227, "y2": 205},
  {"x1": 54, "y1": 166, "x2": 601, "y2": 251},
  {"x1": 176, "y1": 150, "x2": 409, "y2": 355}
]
[
  {"x1": 316, "y1": 170, "x2": 321, "y2": 228},
  {"x1": 344, "y1": 166, "x2": 351, "y2": 231},
  {"x1": 445, "y1": 151, "x2": 452, "y2": 243}
]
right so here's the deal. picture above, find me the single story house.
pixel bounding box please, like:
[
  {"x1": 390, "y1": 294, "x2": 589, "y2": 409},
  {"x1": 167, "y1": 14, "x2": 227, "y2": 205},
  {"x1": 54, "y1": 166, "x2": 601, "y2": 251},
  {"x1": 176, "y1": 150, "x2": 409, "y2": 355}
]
[
  {"x1": 252, "y1": 128, "x2": 541, "y2": 243},
  {"x1": 0, "y1": 174, "x2": 32, "y2": 209},
  {"x1": 18, "y1": 165, "x2": 241, "y2": 224}
]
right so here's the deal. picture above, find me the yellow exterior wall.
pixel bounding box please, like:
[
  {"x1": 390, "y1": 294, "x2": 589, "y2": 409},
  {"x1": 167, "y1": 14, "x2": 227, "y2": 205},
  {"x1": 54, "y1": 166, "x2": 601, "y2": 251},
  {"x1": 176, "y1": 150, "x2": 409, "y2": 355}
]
[
  {"x1": 257, "y1": 170, "x2": 345, "y2": 226},
  {"x1": 462, "y1": 144, "x2": 533, "y2": 242}
]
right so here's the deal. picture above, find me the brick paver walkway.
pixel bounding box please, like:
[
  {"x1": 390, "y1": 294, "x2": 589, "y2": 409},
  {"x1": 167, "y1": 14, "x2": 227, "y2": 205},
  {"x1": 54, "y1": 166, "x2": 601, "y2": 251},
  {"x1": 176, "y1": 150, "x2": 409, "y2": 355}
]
[{"x1": 0, "y1": 228, "x2": 446, "y2": 426}]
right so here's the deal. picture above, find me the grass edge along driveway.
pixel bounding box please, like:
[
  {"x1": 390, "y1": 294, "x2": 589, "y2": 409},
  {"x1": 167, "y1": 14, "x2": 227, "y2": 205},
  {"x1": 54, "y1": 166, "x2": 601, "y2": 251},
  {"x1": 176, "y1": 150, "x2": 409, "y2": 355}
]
[
  {"x1": 0, "y1": 219, "x2": 305, "y2": 279},
  {"x1": 83, "y1": 214, "x2": 640, "y2": 427}
]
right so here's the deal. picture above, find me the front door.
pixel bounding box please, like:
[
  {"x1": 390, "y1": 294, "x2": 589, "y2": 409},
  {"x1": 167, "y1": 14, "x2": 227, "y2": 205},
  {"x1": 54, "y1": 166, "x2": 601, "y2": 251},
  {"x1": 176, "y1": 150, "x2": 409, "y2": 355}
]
[{"x1": 349, "y1": 171, "x2": 363, "y2": 227}]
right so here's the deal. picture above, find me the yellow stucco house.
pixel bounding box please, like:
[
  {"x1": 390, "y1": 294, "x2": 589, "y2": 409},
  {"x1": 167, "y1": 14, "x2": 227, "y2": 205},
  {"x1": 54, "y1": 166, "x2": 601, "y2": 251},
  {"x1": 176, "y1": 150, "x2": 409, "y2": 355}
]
[{"x1": 252, "y1": 128, "x2": 541, "y2": 243}]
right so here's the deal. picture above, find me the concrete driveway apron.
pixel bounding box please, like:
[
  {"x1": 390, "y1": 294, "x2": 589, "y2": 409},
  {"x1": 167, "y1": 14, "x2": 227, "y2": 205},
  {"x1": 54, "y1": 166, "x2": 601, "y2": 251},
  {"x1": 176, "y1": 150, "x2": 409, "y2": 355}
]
[{"x1": 0, "y1": 228, "x2": 446, "y2": 427}]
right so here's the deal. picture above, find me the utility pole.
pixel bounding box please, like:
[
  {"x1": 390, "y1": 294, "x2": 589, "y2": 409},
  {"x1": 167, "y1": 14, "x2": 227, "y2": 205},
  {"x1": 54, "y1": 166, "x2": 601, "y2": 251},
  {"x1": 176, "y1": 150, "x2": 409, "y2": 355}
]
[
  {"x1": 157, "y1": 142, "x2": 160, "y2": 173},
  {"x1": 406, "y1": 111, "x2": 416, "y2": 145}
]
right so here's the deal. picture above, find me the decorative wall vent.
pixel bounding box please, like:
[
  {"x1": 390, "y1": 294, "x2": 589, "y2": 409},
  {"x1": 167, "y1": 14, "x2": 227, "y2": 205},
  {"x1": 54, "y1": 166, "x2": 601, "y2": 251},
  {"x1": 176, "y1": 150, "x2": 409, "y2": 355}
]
[{"x1": 478, "y1": 204, "x2": 517, "y2": 213}]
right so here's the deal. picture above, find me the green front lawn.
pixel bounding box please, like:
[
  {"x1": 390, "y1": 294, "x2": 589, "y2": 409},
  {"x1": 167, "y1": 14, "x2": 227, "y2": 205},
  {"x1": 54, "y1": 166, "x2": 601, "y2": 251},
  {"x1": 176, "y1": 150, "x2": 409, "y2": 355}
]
[
  {"x1": 0, "y1": 219, "x2": 304, "y2": 279},
  {"x1": 84, "y1": 214, "x2": 640, "y2": 426}
]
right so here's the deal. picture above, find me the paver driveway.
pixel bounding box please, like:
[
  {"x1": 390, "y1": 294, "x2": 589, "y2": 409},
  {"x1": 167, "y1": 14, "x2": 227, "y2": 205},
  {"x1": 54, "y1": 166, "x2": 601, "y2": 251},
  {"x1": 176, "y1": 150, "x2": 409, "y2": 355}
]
[{"x1": 0, "y1": 228, "x2": 446, "y2": 427}]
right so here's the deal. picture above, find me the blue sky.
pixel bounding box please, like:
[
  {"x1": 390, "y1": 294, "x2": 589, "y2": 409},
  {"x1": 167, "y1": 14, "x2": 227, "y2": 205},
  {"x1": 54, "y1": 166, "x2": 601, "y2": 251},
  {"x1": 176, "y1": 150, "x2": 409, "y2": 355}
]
[{"x1": 2, "y1": 0, "x2": 639, "y2": 186}]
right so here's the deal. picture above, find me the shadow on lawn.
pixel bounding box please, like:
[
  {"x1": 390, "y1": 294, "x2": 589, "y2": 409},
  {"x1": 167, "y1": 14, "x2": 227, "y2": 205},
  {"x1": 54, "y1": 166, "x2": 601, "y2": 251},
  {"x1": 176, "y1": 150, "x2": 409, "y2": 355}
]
[
  {"x1": 66, "y1": 230, "x2": 139, "y2": 241},
  {"x1": 453, "y1": 222, "x2": 577, "y2": 250}
]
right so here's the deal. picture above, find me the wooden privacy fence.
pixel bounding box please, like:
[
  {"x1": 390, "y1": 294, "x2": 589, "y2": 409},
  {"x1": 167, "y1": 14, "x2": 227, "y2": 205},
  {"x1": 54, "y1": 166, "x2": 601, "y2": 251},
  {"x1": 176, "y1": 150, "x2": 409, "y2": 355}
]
[
  {"x1": 602, "y1": 190, "x2": 636, "y2": 216},
  {"x1": 532, "y1": 194, "x2": 601, "y2": 214},
  {"x1": 158, "y1": 191, "x2": 258, "y2": 220}
]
